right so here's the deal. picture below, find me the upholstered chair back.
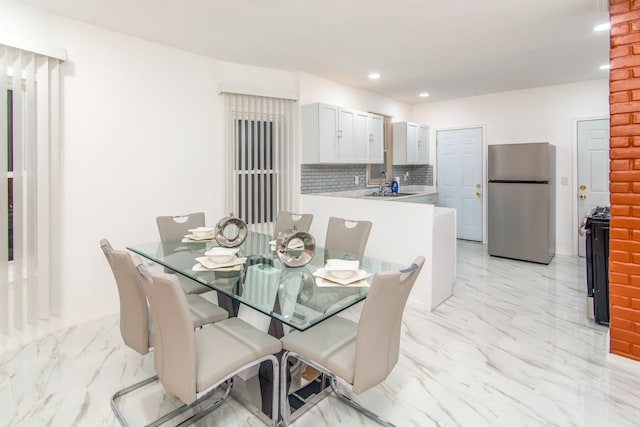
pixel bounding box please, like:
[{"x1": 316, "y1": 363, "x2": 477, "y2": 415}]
[
  {"x1": 274, "y1": 211, "x2": 314, "y2": 237},
  {"x1": 156, "y1": 212, "x2": 205, "y2": 242},
  {"x1": 146, "y1": 273, "x2": 198, "y2": 405},
  {"x1": 352, "y1": 256, "x2": 425, "y2": 394},
  {"x1": 324, "y1": 217, "x2": 372, "y2": 257},
  {"x1": 100, "y1": 239, "x2": 150, "y2": 356}
]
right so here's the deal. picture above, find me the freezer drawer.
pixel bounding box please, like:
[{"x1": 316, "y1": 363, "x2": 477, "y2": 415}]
[{"x1": 488, "y1": 182, "x2": 554, "y2": 264}]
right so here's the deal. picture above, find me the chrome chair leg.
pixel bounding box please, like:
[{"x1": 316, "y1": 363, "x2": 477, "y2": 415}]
[
  {"x1": 179, "y1": 355, "x2": 280, "y2": 427},
  {"x1": 329, "y1": 377, "x2": 396, "y2": 427},
  {"x1": 146, "y1": 382, "x2": 228, "y2": 427},
  {"x1": 111, "y1": 375, "x2": 159, "y2": 427},
  {"x1": 174, "y1": 381, "x2": 234, "y2": 426},
  {"x1": 280, "y1": 351, "x2": 396, "y2": 427},
  {"x1": 111, "y1": 375, "x2": 229, "y2": 427},
  {"x1": 280, "y1": 352, "x2": 292, "y2": 427}
]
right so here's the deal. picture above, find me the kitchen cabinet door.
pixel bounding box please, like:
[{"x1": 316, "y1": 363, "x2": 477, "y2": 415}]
[
  {"x1": 302, "y1": 103, "x2": 383, "y2": 164},
  {"x1": 393, "y1": 122, "x2": 429, "y2": 165},
  {"x1": 354, "y1": 111, "x2": 370, "y2": 162},
  {"x1": 406, "y1": 123, "x2": 419, "y2": 163},
  {"x1": 417, "y1": 125, "x2": 429, "y2": 164},
  {"x1": 368, "y1": 114, "x2": 384, "y2": 164},
  {"x1": 318, "y1": 104, "x2": 339, "y2": 162},
  {"x1": 338, "y1": 108, "x2": 357, "y2": 162}
]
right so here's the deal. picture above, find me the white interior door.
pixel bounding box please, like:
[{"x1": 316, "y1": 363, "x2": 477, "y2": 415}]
[
  {"x1": 577, "y1": 118, "x2": 610, "y2": 257},
  {"x1": 437, "y1": 127, "x2": 483, "y2": 241}
]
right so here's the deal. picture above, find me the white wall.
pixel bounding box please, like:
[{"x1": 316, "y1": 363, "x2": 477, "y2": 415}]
[
  {"x1": 0, "y1": 2, "x2": 413, "y2": 327},
  {"x1": 0, "y1": 2, "x2": 298, "y2": 325},
  {"x1": 413, "y1": 79, "x2": 609, "y2": 255}
]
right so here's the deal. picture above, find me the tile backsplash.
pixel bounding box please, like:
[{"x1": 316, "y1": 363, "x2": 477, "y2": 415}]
[{"x1": 301, "y1": 164, "x2": 432, "y2": 193}]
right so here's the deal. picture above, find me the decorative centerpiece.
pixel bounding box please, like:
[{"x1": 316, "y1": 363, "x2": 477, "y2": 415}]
[
  {"x1": 275, "y1": 228, "x2": 315, "y2": 267},
  {"x1": 214, "y1": 213, "x2": 248, "y2": 248}
]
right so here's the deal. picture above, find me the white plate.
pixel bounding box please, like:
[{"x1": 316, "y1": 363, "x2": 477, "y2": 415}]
[
  {"x1": 195, "y1": 256, "x2": 247, "y2": 270},
  {"x1": 204, "y1": 247, "x2": 239, "y2": 263},
  {"x1": 183, "y1": 233, "x2": 215, "y2": 242},
  {"x1": 192, "y1": 263, "x2": 242, "y2": 272},
  {"x1": 313, "y1": 268, "x2": 370, "y2": 286},
  {"x1": 325, "y1": 259, "x2": 359, "y2": 270},
  {"x1": 315, "y1": 277, "x2": 369, "y2": 288}
]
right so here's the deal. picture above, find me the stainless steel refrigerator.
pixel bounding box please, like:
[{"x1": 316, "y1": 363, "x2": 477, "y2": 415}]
[{"x1": 488, "y1": 142, "x2": 556, "y2": 264}]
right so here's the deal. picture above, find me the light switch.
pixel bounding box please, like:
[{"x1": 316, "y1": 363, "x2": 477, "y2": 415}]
[
  {"x1": 561, "y1": 176, "x2": 568, "y2": 185},
  {"x1": 354, "y1": 176, "x2": 359, "y2": 185}
]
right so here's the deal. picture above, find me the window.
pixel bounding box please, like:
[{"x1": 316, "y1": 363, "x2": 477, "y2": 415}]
[
  {"x1": 223, "y1": 92, "x2": 299, "y2": 235},
  {"x1": 236, "y1": 119, "x2": 277, "y2": 226},
  {"x1": 1, "y1": 45, "x2": 63, "y2": 332}
]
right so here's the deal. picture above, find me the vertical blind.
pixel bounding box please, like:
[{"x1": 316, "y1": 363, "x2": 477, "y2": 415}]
[
  {"x1": 1, "y1": 44, "x2": 62, "y2": 332},
  {"x1": 223, "y1": 92, "x2": 299, "y2": 235}
]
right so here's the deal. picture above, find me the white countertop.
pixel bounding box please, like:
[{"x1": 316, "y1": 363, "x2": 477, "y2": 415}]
[{"x1": 310, "y1": 185, "x2": 438, "y2": 200}]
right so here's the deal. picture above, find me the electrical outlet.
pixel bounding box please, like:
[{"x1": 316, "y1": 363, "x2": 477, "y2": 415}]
[{"x1": 354, "y1": 176, "x2": 359, "y2": 185}]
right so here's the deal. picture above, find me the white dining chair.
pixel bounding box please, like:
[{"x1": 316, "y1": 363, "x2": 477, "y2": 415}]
[
  {"x1": 274, "y1": 211, "x2": 314, "y2": 237},
  {"x1": 279, "y1": 256, "x2": 425, "y2": 426},
  {"x1": 145, "y1": 272, "x2": 282, "y2": 426},
  {"x1": 100, "y1": 239, "x2": 229, "y2": 426},
  {"x1": 155, "y1": 211, "x2": 213, "y2": 295},
  {"x1": 324, "y1": 216, "x2": 372, "y2": 257},
  {"x1": 156, "y1": 211, "x2": 206, "y2": 242}
]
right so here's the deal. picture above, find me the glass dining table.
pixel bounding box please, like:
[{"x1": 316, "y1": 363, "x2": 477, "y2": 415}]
[
  {"x1": 127, "y1": 231, "x2": 405, "y2": 332},
  {"x1": 128, "y1": 231, "x2": 407, "y2": 424}
]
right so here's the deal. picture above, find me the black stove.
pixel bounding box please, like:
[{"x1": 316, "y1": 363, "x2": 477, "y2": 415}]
[
  {"x1": 588, "y1": 206, "x2": 610, "y2": 220},
  {"x1": 585, "y1": 206, "x2": 610, "y2": 325}
]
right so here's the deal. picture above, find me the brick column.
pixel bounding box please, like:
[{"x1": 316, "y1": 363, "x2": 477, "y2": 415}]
[{"x1": 609, "y1": 0, "x2": 640, "y2": 361}]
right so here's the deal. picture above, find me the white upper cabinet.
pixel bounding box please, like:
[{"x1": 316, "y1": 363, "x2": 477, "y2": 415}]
[
  {"x1": 337, "y1": 108, "x2": 356, "y2": 162},
  {"x1": 316, "y1": 104, "x2": 339, "y2": 162},
  {"x1": 367, "y1": 113, "x2": 384, "y2": 163},
  {"x1": 393, "y1": 121, "x2": 429, "y2": 165},
  {"x1": 302, "y1": 103, "x2": 384, "y2": 164},
  {"x1": 353, "y1": 110, "x2": 370, "y2": 162}
]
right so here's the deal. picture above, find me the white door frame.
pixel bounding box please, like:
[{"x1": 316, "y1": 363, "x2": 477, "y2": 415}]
[
  {"x1": 433, "y1": 124, "x2": 487, "y2": 242},
  {"x1": 572, "y1": 115, "x2": 609, "y2": 256}
]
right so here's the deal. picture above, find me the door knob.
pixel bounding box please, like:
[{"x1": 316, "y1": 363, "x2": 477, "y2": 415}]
[
  {"x1": 579, "y1": 184, "x2": 586, "y2": 190},
  {"x1": 476, "y1": 184, "x2": 481, "y2": 188},
  {"x1": 580, "y1": 194, "x2": 587, "y2": 200},
  {"x1": 476, "y1": 192, "x2": 481, "y2": 197}
]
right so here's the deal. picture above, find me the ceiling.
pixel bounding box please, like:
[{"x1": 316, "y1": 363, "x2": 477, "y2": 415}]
[{"x1": 17, "y1": 0, "x2": 611, "y2": 104}]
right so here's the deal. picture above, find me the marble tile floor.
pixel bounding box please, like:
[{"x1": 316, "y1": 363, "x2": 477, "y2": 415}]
[{"x1": 2, "y1": 240, "x2": 640, "y2": 426}]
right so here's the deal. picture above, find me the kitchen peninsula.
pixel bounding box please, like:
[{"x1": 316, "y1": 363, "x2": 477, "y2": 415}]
[{"x1": 301, "y1": 188, "x2": 456, "y2": 311}]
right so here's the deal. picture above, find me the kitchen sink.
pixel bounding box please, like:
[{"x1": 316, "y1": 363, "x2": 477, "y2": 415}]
[{"x1": 366, "y1": 192, "x2": 417, "y2": 197}]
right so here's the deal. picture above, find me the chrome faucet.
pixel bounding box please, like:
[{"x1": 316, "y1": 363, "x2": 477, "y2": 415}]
[{"x1": 378, "y1": 171, "x2": 388, "y2": 196}]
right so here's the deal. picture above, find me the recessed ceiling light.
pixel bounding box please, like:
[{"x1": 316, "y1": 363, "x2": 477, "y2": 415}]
[
  {"x1": 419, "y1": 92, "x2": 430, "y2": 97},
  {"x1": 600, "y1": 64, "x2": 611, "y2": 70},
  {"x1": 594, "y1": 22, "x2": 611, "y2": 31},
  {"x1": 368, "y1": 73, "x2": 381, "y2": 80}
]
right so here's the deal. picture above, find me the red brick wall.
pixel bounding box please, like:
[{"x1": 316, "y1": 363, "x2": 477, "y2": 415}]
[{"x1": 609, "y1": 0, "x2": 640, "y2": 361}]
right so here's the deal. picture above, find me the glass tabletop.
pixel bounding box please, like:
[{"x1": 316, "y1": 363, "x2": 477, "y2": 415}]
[{"x1": 127, "y1": 231, "x2": 405, "y2": 331}]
